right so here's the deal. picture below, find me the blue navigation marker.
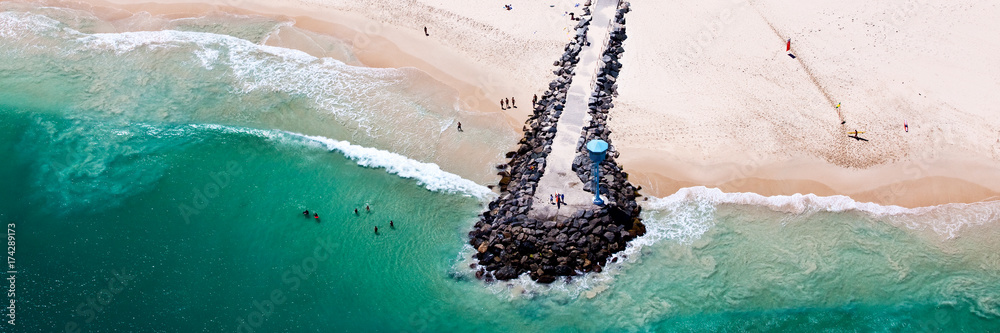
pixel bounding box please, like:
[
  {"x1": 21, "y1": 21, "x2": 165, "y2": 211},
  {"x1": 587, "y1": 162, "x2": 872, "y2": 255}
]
[{"x1": 586, "y1": 139, "x2": 609, "y2": 206}]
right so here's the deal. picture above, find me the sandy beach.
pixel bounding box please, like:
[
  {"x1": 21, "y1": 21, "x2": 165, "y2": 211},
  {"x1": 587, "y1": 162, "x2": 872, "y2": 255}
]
[
  {"x1": 7, "y1": 1, "x2": 1000, "y2": 329},
  {"x1": 611, "y1": 0, "x2": 1000, "y2": 207},
  {"x1": 61, "y1": 0, "x2": 588, "y2": 126},
  {"x1": 54, "y1": 0, "x2": 1000, "y2": 208}
]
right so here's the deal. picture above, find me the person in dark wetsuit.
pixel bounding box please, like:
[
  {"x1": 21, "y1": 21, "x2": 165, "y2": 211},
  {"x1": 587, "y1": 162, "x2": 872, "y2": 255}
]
[
  {"x1": 354, "y1": 208, "x2": 359, "y2": 215},
  {"x1": 375, "y1": 226, "x2": 379, "y2": 234},
  {"x1": 390, "y1": 220, "x2": 394, "y2": 228},
  {"x1": 303, "y1": 210, "x2": 309, "y2": 217},
  {"x1": 313, "y1": 213, "x2": 320, "y2": 222}
]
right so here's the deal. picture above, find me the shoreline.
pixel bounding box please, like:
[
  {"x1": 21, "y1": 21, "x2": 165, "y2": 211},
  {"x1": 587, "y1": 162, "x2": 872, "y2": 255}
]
[
  {"x1": 620, "y1": 151, "x2": 1000, "y2": 208},
  {"x1": 58, "y1": 0, "x2": 1000, "y2": 209},
  {"x1": 64, "y1": 0, "x2": 551, "y2": 127}
]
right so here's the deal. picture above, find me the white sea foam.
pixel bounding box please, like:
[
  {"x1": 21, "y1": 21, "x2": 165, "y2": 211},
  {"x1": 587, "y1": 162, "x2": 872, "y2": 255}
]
[
  {"x1": 651, "y1": 186, "x2": 1000, "y2": 239},
  {"x1": 466, "y1": 186, "x2": 1000, "y2": 300},
  {"x1": 0, "y1": 10, "x2": 62, "y2": 40},
  {"x1": 189, "y1": 124, "x2": 492, "y2": 199},
  {"x1": 76, "y1": 26, "x2": 450, "y2": 148},
  {"x1": 4, "y1": 9, "x2": 473, "y2": 170},
  {"x1": 289, "y1": 131, "x2": 493, "y2": 199}
]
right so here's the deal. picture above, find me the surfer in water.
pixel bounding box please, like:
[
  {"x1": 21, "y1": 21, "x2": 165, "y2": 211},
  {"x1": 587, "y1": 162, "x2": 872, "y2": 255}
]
[
  {"x1": 314, "y1": 213, "x2": 320, "y2": 222},
  {"x1": 390, "y1": 220, "x2": 394, "y2": 228},
  {"x1": 302, "y1": 210, "x2": 309, "y2": 217}
]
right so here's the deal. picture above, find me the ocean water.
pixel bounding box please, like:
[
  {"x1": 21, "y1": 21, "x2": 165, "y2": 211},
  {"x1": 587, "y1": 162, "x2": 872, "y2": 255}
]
[{"x1": 2, "y1": 3, "x2": 999, "y2": 332}]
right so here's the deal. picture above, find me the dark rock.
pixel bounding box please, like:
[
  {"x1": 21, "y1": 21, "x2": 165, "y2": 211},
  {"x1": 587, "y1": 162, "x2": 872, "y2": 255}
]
[
  {"x1": 495, "y1": 265, "x2": 519, "y2": 280},
  {"x1": 555, "y1": 233, "x2": 569, "y2": 243},
  {"x1": 468, "y1": 2, "x2": 639, "y2": 282}
]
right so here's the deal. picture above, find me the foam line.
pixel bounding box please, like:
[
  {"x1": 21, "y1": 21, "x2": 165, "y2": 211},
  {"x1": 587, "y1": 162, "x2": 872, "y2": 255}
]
[
  {"x1": 190, "y1": 124, "x2": 492, "y2": 199},
  {"x1": 289, "y1": 131, "x2": 493, "y2": 199},
  {"x1": 647, "y1": 186, "x2": 1000, "y2": 239}
]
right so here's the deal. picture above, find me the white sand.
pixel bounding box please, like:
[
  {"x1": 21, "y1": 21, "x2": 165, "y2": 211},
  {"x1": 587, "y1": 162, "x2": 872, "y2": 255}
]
[
  {"x1": 74, "y1": 0, "x2": 592, "y2": 125},
  {"x1": 286, "y1": 0, "x2": 590, "y2": 120},
  {"x1": 61, "y1": 0, "x2": 1000, "y2": 206},
  {"x1": 611, "y1": 0, "x2": 1000, "y2": 204}
]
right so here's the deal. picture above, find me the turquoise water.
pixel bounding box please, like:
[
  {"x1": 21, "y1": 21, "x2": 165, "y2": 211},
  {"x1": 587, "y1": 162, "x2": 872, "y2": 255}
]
[{"x1": 2, "y1": 3, "x2": 1000, "y2": 332}]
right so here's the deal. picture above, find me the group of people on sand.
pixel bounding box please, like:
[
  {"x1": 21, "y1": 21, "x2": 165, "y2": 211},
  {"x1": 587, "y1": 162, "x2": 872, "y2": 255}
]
[
  {"x1": 302, "y1": 204, "x2": 395, "y2": 234},
  {"x1": 549, "y1": 193, "x2": 566, "y2": 209},
  {"x1": 500, "y1": 97, "x2": 516, "y2": 110},
  {"x1": 503, "y1": 4, "x2": 513, "y2": 10}
]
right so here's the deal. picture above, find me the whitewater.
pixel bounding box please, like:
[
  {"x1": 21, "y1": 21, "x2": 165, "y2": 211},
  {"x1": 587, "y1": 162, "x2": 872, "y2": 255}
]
[{"x1": 1, "y1": 2, "x2": 998, "y2": 331}]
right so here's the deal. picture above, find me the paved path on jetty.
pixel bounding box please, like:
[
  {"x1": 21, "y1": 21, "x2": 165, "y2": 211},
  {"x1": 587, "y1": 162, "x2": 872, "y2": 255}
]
[{"x1": 531, "y1": 0, "x2": 618, "y2": 221}]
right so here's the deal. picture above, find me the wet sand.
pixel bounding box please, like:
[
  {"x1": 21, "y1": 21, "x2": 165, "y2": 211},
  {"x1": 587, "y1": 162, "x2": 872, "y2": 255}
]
[{"x1": 61, "y1": 0, "x2": 1000, "y2": 208}]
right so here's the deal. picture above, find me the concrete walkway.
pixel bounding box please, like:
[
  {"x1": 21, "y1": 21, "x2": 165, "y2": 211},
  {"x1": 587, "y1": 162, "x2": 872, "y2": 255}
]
[{"x1": 531, "y1": 0, "x2": 618, "y2": 221}]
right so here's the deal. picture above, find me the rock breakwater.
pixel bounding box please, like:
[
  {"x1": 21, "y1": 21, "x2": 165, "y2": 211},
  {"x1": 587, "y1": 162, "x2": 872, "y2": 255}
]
[
  {"x1": 469, "y1": 0, "x2": 643, "y2": 284},
  {"x1": 571, "y1": 1, "x2": 642, "y2": 233}
]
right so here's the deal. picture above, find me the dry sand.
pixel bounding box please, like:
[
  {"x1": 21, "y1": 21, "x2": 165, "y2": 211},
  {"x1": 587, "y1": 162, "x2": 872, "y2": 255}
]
[
  {"x1": 612, "y1": 0, "x2": 1000, "y2": 207},
  {"x1": 63, "y1": 0, "x2": 589, "y2": 127},
  {"x1": 46, "y1": 0, "x2": 1000, "y2": 207}
]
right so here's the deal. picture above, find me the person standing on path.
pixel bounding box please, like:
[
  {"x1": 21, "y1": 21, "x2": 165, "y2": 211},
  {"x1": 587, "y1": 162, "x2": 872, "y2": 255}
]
[
  {"x1": 505, "y1": 98, "x2": 510, "y2": 109},
  {"x1": 500, "y1": 99, "x2": 505, "y2": 110},
  {"x1": 511, "y1": 97, "x2": 516, "y2": 108}
]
